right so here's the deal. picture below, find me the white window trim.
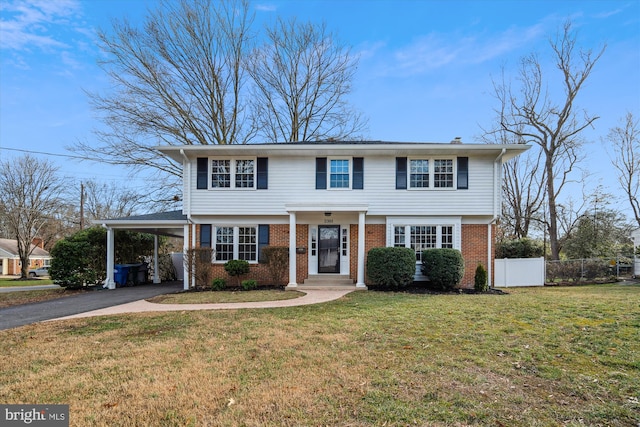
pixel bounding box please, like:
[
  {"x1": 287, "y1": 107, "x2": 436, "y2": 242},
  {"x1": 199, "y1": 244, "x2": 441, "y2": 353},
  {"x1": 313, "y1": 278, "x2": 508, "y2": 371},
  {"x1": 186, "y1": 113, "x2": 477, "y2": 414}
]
[
  {"x1": 407, "y1": 156, "x2": 456, "y2": 190},
  {"x1": 213, "y1": 225, "x2": 259, "y2": 263},
  {"x1": 208, "y1": 157, "x2": 257, "y2": 190},
  {"x1": 327, "y1": 157, "x2": 352, "y2": 190}
]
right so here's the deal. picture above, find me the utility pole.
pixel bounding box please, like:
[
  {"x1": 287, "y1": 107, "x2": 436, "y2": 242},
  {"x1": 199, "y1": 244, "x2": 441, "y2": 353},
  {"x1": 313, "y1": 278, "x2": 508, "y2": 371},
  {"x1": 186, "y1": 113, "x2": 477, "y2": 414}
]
[{"x1": 80, "y1": 182, "x2": 85, "y2": 230}]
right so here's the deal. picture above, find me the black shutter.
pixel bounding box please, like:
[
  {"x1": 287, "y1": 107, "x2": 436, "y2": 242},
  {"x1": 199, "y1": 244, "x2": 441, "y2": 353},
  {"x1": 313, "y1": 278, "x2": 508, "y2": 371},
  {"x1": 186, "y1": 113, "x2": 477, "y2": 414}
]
[
  {"x1": 396, "y1": 157, "x2": 407, "y2": 189},
  {"x1": 258, "y1": 224, "x2": 269, "y2": 262},
  {"x1": 316, "y1": 158, "x2": 327, "y2": 189},
  {"x1": 200, "y1": 224, "x2": 212, "y2": 248},
  {"x1": 257, "y1": 157, "x2": 268, "y2": 189},
  {"x1": 457, "y1": 157, "x2": 468, "y2": 189},
  {"x1": 197, "y1": 158, "x2": 208, "y2": 189},
  {"x1": 353, "y1": 157, "x2": 364, "y2": 189}
]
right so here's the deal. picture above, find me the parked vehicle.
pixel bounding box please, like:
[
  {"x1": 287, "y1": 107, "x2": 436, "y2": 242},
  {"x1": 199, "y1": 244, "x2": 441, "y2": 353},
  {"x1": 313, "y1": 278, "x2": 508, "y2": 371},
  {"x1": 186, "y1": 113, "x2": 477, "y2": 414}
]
[{"x1": 28, "y1": 266, "x2": 49, "y2": 278}]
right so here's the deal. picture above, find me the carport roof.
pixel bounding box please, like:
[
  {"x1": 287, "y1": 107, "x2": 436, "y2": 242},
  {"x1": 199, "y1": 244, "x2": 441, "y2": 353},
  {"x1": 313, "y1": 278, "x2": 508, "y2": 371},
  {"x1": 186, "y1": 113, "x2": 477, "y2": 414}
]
[{"x1": 95, "y1": 210, "x2": 187, "y2": 238}]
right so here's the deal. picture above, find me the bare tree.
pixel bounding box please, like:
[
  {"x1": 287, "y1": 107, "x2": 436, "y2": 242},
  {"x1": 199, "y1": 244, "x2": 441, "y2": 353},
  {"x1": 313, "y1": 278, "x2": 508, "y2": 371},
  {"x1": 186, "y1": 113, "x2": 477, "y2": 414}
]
[
  {"x1": 0, "y1": 155, "x2": 65, "y2": 278},
  {"x1": 481, "y1": 120, "x2": 546, "y2": 239},
  {"x1": 488, "y1": 21, "x2": 605, "y2": 259},
  {"x1": 607, "y1": 112, "x2": 640, "y2": 227},
  {"x1": 72, "y1": 0, "x2": 255, "y2": 180},
  {"x1": 82, "y1": 180, "x2": 148, "y2": 221},
  {"x1": 246, "y1": 17, "x2": 367, "y2": 142}
]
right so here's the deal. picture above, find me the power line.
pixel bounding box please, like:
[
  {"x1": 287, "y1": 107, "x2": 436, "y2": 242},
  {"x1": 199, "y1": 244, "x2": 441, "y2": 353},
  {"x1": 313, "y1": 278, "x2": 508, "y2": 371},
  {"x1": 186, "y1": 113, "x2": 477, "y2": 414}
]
[{"x1": 0, "y1": 146, "x2": 103, "y2": 162}]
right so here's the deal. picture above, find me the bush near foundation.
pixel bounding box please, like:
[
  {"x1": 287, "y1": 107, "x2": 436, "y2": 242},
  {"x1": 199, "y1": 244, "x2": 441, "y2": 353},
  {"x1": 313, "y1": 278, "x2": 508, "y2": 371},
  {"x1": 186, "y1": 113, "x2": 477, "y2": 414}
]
[
  {"x1": 421, "y1": 249, "x2": 465, "y2": 291},
  {"x1": 224, "y1": 259, "x2": 250, "y2": 287},
  {"x1": 474, "y1": 263, "x2": 488, "y2": 292},
  {"x1": 366, "y1": 247, "x2": 416, "y2": 289},
  {"x1": 260, "y1": 246, "x2": 289, "y2": 285}
]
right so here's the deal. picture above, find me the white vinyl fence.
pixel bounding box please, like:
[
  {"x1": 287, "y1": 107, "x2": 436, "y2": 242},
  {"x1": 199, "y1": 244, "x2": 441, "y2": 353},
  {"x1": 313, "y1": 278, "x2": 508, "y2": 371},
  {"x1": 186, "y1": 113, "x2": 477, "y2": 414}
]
[{"x1": 495, "y1": 257, "x2": 545, "y2": 287}]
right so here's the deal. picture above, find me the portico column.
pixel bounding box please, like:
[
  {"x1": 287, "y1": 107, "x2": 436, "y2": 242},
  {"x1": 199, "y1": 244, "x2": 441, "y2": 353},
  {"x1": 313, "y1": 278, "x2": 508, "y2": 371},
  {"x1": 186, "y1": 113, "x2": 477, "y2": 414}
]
[
  {"x1": 356, "y1": 211, "x2": 367, "y2": 288},
  {"x1": 153, "y1": 234, "x2": 160, "y2": 284},
  {"x1": 105, "y1": 226, "x2": 116, "y2": 290},
  {"x1": 287, "y1": 211, "x2": 297, "y2": 287}
]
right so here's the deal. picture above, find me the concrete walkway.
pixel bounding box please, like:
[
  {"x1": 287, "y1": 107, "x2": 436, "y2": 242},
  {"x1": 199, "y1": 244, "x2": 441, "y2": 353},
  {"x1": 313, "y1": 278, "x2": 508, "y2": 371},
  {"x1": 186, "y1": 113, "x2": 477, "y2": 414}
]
[{"x1": 53, "y1": 289, "x2": 353, "y2": 321}]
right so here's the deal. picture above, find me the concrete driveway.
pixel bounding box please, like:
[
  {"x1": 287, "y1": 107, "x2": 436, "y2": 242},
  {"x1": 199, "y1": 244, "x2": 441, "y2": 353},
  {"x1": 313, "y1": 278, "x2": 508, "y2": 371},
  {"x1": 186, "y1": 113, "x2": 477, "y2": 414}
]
[{"x1": 0, "y1": 282, "x2": 183, "y2": 331}]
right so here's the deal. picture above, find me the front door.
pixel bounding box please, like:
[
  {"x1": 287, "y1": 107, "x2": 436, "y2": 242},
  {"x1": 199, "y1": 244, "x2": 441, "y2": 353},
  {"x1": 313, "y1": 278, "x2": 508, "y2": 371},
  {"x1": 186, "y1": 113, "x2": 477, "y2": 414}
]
[{"x1": 318, "y1": 225, "x2": 340, "y2": 273}]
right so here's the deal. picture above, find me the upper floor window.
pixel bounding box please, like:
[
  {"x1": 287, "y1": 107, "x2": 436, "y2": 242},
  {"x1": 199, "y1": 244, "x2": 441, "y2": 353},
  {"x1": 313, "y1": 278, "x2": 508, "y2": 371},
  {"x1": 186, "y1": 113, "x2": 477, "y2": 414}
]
[
  {"x1": 235, "y1": 160, "x2": 254, "y2": 188},
  {"x1": 434, "y1": 159, "x2": 453, "y2": 188},
  {"x1": 398, "y1": 157, "x2": 456, "y2": 189},
  {"x1": 316, "y1": 157, "x2": 363, "y2": 190},
  {"x1": 330, "y1": 159, "x2": 350, "y2": 188},
  {"x1": 211, "y1": 160, "x2": 231, "y2": 188},
  {"x1": 209, "y1": 158, "x2": 255, "y2": 189},
  {"x1": 410, "y1": 159, "x2": 429, "y2": 188}
]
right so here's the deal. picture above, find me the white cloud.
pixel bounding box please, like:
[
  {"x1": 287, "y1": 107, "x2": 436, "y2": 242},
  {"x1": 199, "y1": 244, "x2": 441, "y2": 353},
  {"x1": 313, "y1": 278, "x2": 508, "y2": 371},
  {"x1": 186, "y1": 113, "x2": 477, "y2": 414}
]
[
  {"x1": 380, "y1": 22, "x2": 547, "y2": 77},
  {"x1": 254, "y1": 3, "x2": 277, "y2": 12},
  {"x1": 0, "y1": 0, "x2": 80, "y2": 51}
]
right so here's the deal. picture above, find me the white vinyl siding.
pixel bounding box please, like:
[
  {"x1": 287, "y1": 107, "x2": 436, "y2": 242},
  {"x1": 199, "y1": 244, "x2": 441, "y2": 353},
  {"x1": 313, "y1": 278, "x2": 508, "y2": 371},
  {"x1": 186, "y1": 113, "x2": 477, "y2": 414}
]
[{"x1": 189, "y1": 155, "x2": 496, "y2": 217}]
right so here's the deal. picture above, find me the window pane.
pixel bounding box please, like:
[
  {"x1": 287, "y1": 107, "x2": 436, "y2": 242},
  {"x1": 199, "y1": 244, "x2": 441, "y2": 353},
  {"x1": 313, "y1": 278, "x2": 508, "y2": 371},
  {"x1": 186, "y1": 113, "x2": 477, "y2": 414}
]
[
  {"x1": 330, "y1": 159, "x2": 350, "y2": 188},
  {"x1": 235, "y1": 160, "x2": 255, "y2": 188},
  {"x1": 410, "y1": 159, "x2": 429, "y2": 188},
  {"x1": 434, "y1": 159, "x2": 453, "y2": 188},
  {"x1": 441, "y1": 226, "x2": 453, "y2": 248},
  {"x1": 215, "y1": 227, "x2": 234, "y2": 261},
  {"x1": 411, "y1": 226, "x2": 436, "y2": 262},
  {"x1": 394, "y1": 226, "x2": 405, "y2": 247},
  {"x1": 238, "y1": 227, "x2": 257, "y2": 261},
  {"x1": 211, "y1": 160, "x2": 231, "y2": 188}
]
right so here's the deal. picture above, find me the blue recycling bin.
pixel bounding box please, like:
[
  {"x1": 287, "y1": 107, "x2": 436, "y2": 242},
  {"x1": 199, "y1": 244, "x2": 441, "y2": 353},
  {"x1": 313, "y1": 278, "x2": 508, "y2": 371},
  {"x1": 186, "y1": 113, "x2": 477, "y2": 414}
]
[{"x1": 114, "y1": 264, "x2": 130, "y2": 286}]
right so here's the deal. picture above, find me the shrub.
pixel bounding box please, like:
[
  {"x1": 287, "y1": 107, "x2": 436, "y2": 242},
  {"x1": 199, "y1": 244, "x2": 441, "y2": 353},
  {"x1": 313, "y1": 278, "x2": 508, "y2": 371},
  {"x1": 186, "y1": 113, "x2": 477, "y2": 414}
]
[
  {"x1": 421, "y1": 248, "x2": 465, "y2": 291},
  {"x1": 366, "y1": 247, "x2": 416, "y2": 289},
  {"x1": 496, "y1": 238, "x2": 544, "y2": 259},
  {"x1": 474, "y1": 263, "x2": 488, "y2": 292},
  {"x1": 224, "y1": 259, "x2": 250, "y2": 286},
  {"x1": 186, "y1": 247, "x2": 213, "y2": 290},
  {"x1": 260, "y1": 246, "x2": 289, "y2": 285},
  {"x1": 211, "y1": 277, "x2": 226, "y2": 291},
  {"x1": 241, "y1": 279, "x2": 258, "y2": 291},
  {"x1": 50, "y1": 240, "x2": 97, "y2": 289}
]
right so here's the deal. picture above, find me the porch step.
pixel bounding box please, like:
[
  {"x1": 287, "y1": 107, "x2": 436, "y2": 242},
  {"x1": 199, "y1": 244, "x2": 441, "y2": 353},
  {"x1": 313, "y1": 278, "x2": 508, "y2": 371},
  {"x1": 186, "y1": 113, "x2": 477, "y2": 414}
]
[{"x1": 294, "y1": 274, "x2": 359, "y2": 290}]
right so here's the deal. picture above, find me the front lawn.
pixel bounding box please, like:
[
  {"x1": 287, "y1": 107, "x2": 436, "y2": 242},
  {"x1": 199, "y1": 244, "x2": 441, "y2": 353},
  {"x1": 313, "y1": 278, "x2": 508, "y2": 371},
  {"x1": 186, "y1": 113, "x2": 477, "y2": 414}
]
[
  {"x1": 0, "y1": 278, "x2": 54, "y2": 287},
  {"x1": 0, "y1": 284, "x2": 637, "y2": 426}
]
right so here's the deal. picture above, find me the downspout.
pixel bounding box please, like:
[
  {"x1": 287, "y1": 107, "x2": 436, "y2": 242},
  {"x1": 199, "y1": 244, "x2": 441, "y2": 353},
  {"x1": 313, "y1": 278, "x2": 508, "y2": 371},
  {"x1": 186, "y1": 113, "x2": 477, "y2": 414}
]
[
  {"x1": 489, "y1": 148, "x2": 506, "y2": 288},
  {"x1": 180, "y1": 149, "x2": 194, "y2": 290}
]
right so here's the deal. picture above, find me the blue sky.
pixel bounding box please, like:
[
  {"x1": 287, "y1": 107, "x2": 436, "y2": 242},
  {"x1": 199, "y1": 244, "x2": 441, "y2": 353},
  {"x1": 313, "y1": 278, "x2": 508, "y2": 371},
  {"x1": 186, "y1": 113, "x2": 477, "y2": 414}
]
[{"x1": 1, "y1": 0, "x2": 639, "y2": 218}]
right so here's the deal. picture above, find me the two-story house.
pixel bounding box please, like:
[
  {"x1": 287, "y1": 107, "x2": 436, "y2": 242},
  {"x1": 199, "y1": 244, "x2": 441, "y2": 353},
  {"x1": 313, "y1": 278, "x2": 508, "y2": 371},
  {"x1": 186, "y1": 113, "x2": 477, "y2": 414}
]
[{"x1": 100, "y1": 141, "x2": 529, "y2": 290}]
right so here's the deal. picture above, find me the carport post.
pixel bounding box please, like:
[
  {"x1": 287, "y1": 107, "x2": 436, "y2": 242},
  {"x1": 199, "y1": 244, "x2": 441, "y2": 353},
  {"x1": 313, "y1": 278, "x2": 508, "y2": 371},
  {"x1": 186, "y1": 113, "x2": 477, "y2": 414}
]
[
  {"x1": 153, "y1": 235, "x2": 160, "y2": 284},
  {"x1": 104, "y1": 225, "x2": 116, "y2": 290}
]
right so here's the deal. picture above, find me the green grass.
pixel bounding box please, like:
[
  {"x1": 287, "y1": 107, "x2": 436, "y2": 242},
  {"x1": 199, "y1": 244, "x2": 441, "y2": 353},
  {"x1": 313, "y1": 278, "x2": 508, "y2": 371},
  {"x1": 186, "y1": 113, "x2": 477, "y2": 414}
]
[
  {"x1": 0, "y1": 277, "x2": 54, "y2": 287},
  {"x1": 0, "y1": 284, "x2": 638, "y2": 426},
  {"x1": 147, "y1": 289, "x2": 305, "y2": 304}
]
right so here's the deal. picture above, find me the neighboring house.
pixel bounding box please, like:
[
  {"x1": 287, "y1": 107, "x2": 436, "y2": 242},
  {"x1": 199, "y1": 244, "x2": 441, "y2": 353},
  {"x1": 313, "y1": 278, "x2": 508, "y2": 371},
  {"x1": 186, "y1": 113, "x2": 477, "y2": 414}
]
[
  {"x1": 99, "y1": 141, "x2": 529, "y2": 290},
  {"x1": 0, "y1": 238, "x2": 51, "y2": 276}
]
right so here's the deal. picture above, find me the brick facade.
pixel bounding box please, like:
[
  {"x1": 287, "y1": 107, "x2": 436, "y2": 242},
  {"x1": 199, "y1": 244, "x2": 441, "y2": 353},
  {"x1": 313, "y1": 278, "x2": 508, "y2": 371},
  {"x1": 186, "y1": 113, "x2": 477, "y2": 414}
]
[
  {"x1": 460, "y1": 223, "x2": 495, "y2": 288},
  {"x1": 193, "y1": 222, "x2": 495, "y2": 289}
]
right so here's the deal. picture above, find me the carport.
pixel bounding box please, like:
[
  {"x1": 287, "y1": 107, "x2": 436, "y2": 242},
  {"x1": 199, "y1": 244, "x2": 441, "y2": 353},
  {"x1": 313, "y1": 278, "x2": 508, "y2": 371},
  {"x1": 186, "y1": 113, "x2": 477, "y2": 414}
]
[{"x1": 97, "y1": 210, "x2": 189, "y2": 290}]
